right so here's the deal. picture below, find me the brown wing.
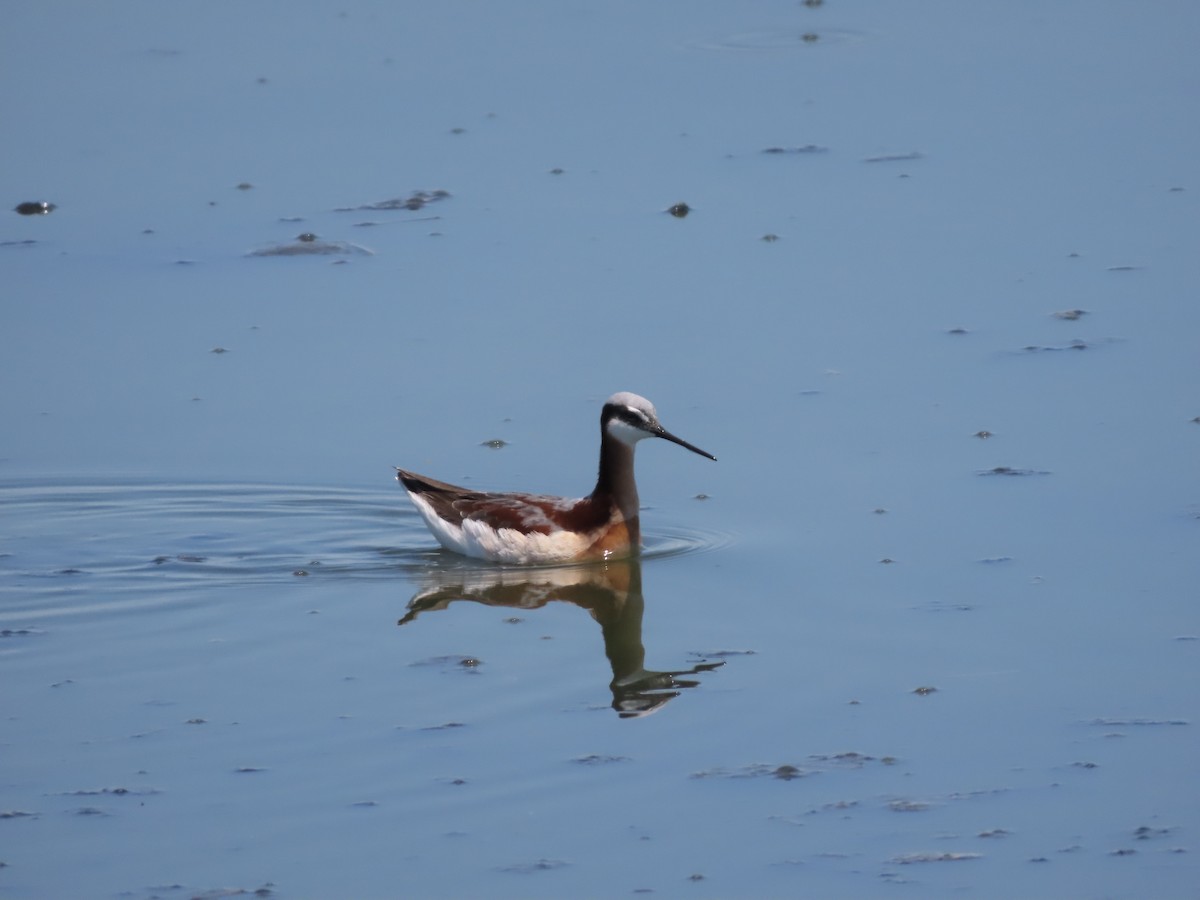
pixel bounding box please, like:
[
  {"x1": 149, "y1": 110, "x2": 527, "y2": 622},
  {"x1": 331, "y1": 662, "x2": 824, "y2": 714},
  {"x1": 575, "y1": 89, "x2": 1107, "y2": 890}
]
[{"x1": 396, "y1": 468, "x2": 612, "y2": 536}]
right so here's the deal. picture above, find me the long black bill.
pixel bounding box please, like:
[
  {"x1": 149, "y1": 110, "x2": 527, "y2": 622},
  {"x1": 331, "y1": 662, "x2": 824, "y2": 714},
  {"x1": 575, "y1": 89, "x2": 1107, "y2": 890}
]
[{"x1": 656, "y1": 427, "x2": 717, "y2": 461}]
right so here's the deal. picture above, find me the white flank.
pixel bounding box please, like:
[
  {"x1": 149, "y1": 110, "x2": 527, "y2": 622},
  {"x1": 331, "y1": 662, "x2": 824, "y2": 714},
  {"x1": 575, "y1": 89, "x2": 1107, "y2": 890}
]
[{"x1": 407, "y1": 491, "x2": 591, "y2": 565}]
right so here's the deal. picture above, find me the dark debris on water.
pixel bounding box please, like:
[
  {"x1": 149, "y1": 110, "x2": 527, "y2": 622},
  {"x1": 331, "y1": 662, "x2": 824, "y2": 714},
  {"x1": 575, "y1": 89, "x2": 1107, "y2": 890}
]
[
  {"x1": 762, "y1": 144, "x2": 828, "y2": 155},
  {"x1": 977, "y1": 466, "x2": 1050, "y2": 477},
  {"x1": 14, "y1": 201, "x2": 56, "y2": 215},
  {"x1": 500, "y1": 858, "x2": 571, "y2": 874},
  {"x1": 1023, "y1": 339, "x2": 1090, "y2": 352},
  {"x1": 890, "y1": 852, "x2": 981, "y2": 864},
  {"x1": 336, "y1": 189, "x2": 450, "y2": 212},
  {"x1": 692, "y1": 752, "x2": 889, "y2": 781}
]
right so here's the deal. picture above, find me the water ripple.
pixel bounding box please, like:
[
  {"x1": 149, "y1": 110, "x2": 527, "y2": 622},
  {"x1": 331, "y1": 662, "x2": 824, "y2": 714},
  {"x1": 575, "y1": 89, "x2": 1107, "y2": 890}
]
[{"x1": 0, "y1": 481, "x2": 731, "y2": 616}]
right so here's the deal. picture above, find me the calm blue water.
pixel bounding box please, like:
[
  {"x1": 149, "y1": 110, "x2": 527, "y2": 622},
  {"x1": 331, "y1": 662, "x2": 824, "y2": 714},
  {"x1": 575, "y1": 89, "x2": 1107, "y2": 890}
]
[{"x1": 3, "y1": 2, "x2": 1198, "y2": 897}]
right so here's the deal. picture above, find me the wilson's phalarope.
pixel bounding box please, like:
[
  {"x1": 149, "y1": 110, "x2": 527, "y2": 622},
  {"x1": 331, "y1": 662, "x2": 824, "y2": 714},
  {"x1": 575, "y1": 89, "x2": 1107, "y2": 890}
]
[{"x1": 396, "y1": 392, "x2": 716, "y2": 565}]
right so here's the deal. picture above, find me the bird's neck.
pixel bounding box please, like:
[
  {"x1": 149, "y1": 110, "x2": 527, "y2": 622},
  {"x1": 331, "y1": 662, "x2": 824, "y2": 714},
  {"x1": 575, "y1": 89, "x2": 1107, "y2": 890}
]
[{"x1": 593, "y1": 432, "x2": 640, "y2": 524}]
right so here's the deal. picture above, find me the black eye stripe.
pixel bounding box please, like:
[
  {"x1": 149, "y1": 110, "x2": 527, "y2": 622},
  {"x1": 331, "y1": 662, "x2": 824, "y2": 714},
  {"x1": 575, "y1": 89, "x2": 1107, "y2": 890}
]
[
  {"x1": 618, "y1": 407, "x2": 650, "y2": 428},
  {"x1": 602, "y1": 404, "x2": 651, "y2": 430}
]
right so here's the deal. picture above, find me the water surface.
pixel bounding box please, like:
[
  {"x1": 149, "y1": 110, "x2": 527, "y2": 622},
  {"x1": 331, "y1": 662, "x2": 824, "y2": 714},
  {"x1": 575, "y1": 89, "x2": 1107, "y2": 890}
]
[{"x1": 2, "y1": 1, "x2": 1198, "y2": 897}]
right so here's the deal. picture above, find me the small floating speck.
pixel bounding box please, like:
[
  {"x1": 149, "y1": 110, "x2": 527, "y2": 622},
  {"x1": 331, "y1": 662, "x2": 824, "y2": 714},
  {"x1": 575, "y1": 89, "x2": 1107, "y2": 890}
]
[
  {"x1": 210, "y1": 347, "x2": 229, "y2": 354},
  {"x1": 572, "y1": 754, "x2": 630, "y2": 765},
  {"x1": 879, "y1": 557, "x2": 895, "y2": 564},
  {"x1": 761, "y1": 233, "x2": 780, "y2": 242},
  {"x1": 916, "y1": 600, "x2": 974, "y2": 613},
  {"x1": 978, "y1": 466, "x2": 1049, "y2": 477},
  {"x1": 14, "y1": 201, "x2": 56, "y2": 215},
  {"x1": 873, "y1": 507, "x2": 888, "y2": 514},
  {"x1": 1022, "y1": 339, "x2": 1090, "y2": 352},
  {"x1": 548, "y1": 167, "x2": 565, "y2": 175},
  {"x1": 501, "y1": 858, "x2": 571, "y2": 874},
  {"x1": 800, "y1": 32, "x2": 820, "y2": 43},
  {"x1": 761, "y1": 144, "x2": 828, "y2": 155},
  {"x1": 973, "y1": 430, "x2": 993, "y2": 439},
  {"x1": 234, "y1": 766, "x2": 267, "y2": 774},
  {"x1": 1109, "y1": 848, "x2": 1137, "y2": 856},
  {"x1": 666, "y1": 202, "x2": 691, "y2": 218},
  {"x1": 1052, "y1": 309, "x2": 1088, "y2": 320},
  {"x1": 947, "y1": 326, "x2": 969, "y2": 335},
  {"x1": 62, "y1": 786, "x2": 152, "y2": 798},
  {"x1": 1106, "y1": 265, "x2": 1142, "y2": 271},
  {"x1": 863, "y1": 152, "x2": 923, "y2": 163},
  {"x1": 480, "y1": 438, "x2": 508, "y2": 449},
  {"x1": 293, "y1": 569, "x2": 309, "y2": 577},
  {"x1": 1133, "y1": 825, "x2": 1174, "y2": 840},
  {"x1": 693, "y1": 493, "x2": 710, "y2": 500},
  {"x1": 337, "y1": 190, "x2": 450, "y2": 212},
  {"x1": 912, "y1": 685, "x2": 937, "y2": 695},
  {"x1": 890, "y1": 852, "x2": 980, "y2": 864},
  {"x1": 889, "y1": 799, "x2": 930, "y2": 812},
  {"x1": 235, "y1": 182, "x2": 254, "y2": 191}
]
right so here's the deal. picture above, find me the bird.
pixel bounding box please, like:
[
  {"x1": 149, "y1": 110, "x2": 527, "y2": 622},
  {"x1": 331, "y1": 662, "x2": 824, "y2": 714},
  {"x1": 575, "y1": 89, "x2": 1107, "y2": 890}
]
[{"x1": 396, "y1": 392, "x2": 716, "y2": 565}]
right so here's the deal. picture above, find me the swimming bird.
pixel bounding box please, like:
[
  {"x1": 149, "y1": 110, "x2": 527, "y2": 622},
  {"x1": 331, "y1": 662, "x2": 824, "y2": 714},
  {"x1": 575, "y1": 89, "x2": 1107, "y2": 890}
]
[{"x1": 396, "y1": 392, "x2": 716, "y2": 565}]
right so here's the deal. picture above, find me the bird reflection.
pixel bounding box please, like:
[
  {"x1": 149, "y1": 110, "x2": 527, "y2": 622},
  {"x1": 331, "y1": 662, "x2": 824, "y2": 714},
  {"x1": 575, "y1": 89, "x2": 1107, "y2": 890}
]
[{"x1": 398, "y1": 558, "x2": 723, "y2": 717}]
